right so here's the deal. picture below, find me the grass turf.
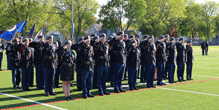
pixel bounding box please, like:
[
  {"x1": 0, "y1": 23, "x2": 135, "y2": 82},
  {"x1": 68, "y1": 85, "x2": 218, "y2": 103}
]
[{"x1": 0, "y1": 46, "x2": 219, "y2": 110}]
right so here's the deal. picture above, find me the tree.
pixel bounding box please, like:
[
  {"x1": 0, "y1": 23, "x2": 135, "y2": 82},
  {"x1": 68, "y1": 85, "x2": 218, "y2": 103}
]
[
  {"x1": 178, "y1": 0, "x2": 202, "y2": 39},
  {"x1": 53, "y1": 0, "x2": 99, "y2": 37},
  {"x1": 199, "y1": 1, "x2": 219, "y2": 40},
  {"x1": 138, "y1": 0, "x2": 186, "y2": 37},
  {"x1": 98, "y1": 0, "x2": 147, "y2": 32},
  {"x1": 0, "y1": 0, "x2": 59, "y2": 36}
]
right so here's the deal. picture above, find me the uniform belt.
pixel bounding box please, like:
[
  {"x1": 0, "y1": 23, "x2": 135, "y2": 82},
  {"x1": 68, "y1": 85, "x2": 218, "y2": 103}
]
[{"x1": 63, "y1": 62, "x2": 73, "y2": 67}]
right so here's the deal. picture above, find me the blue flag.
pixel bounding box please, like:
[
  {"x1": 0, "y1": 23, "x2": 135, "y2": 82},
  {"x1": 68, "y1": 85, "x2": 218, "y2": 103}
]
[
  {"x1": 28, "y1": 22, "x2": 36, "y2": 37},
  {"x1": 17, "y1": 20, "x2": 27, "y2": 33},
  {"x1": 0, "y1": 21, "x2": 26, "y2": 42}
]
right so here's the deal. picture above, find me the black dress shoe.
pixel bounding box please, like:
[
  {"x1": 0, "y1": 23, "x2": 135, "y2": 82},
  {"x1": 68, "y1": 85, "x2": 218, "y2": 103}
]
[
  {"x1": 65, "y1": 97, "x2": 70, "y2": 101},
  {"x1": 157, "y1": 83, "x2": 163, "y2": 86},
  {"x1": 151, "y1": 86, "x2": 156, "y2": 88},
  {"x1": 68, "y1": 96, "x2": 74, "y2": 100},
  {"x1": 83, "y1": 96, "x2": 88, "y2": 99},
  {"x1": 46, "y1": 93, "x2": 50, "y2": 96},
  {"x1": 173, "y1": 81, "x2": 177, "y2": 83},
  {"x1": 178, "y1": 80, "x2": 182, "y2": 82},
  {"x1": 88, "y1": 94, "x2": 95, "y2": 97},
  {"x1": 147, "y1": 86, "x2": 151, "y2": 88},
  {"x1": 161, "y1": 82, "x2": 166, "y2": 85},
  {"x1": 133, "y1": 87, "x2": 138, "y2": 90},
  {"x1": 119, "y1": 89, "x2": 126, "y2": 92},
  {"x1": 99, "y1": 93, "x2": 104, "y2": 96},
  {"x1": 13, "y1": 87, "x2": 18, "y2": 90},
  {"x1": 182, "y1": 80, "x2": 187, "y2": 81},
  {"x1": 50, "y1": 92, "x2": 57, "y2": 95},
  {"x1": 17, "y1": 86, "x2": 21, "y2": 89},
  {"x1": 169, "y1": 81, "x2": 174, "y2": 83},
  {"x1": 114, "y1": 90, "x2": 120, "y2": 93},
  {"x1": 104, "y1": 92, "x2": 110, "y2": 95}
]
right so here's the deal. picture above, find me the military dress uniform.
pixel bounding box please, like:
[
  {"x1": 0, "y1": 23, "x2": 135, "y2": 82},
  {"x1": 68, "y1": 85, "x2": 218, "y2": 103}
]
[
  {"x1": 155, "y1": 39, "x2": 166, "y2": 85},
  {"x1": 139, "y1": 40, "x2": 149, "y2": 83},
  {"x1": 109, "y1": 37, "x2": 126, "y2": 92},
  {"x1": 19, "y1": 45, "x2": 32, "y2": 91},
  {"x1": 93, "y1": 41, "x2": 110, "y2": 95},
  {"x1": 58, "y1": 47, "x2": 75, "y2": 81},
  {"x1": 145, "y1": 39, "x2": 156, "y2": 88},
  {"x1": 176, "y1": 41, "x2": 187, "y2": 82},
  {"x1": 11, "y1": 43, "x2": 21, "y2": 89},
  {"x1": 29, "y1": 47, "x2": 34, "y2": 87},
  {"x1": 29, "y1": 40, "x2": 45, "y2": 89},
  {"x1": 42, "y1": 42, "x2": 56, "y2": 95},
  {"x1": 186, "y1": 42, "x2": 193, "y2": 80},
  {"x1": 6, "y1": 43, "x2": 12, "y2": 70},
  {"x1": 166, "y1": 41, "x2": 176, "y2": 83},
  {"x1": 0, "y1": 42, "x2": 4, "y2": 70},
  {"x1": 127, "y1": 44, "x2": 140, "y2": 90},
  {"x1": 71, "y1": 42, "x2": 94, "y2": 98}
]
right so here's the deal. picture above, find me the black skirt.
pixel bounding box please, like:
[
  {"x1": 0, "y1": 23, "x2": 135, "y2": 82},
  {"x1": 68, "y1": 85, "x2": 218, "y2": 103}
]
[{"x1": 60, "y1": 63, "x2": 74, "y2": 81}]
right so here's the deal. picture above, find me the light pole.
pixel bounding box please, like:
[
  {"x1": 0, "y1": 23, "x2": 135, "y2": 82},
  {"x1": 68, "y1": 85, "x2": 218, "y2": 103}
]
[{"x1": 72, "y1": 0, "x2": 74, "y2": 39}]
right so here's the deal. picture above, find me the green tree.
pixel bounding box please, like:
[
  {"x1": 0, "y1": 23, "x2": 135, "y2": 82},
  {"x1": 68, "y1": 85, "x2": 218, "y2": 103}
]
[
  {"x1": 53, "y1": 0, "x2": 99, "y2": 37},
  {"x1": 98, "y1": 0, "x2": 147, "y2": 32}
]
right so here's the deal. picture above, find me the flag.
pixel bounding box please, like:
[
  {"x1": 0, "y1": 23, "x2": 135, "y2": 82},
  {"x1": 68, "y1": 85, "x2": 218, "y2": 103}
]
[
  {"x1": 28, "y1": 22, "x2": 36, "y2": 38},
  {"x1": 17, "y1": 20, "x2": 27, "y2": 33},
  {"x1": 34, "y1": 22, "x2": 47, "y2": 40},
  {"x1": 0, "y1": 20, "x2": 27, "y2": 42}
]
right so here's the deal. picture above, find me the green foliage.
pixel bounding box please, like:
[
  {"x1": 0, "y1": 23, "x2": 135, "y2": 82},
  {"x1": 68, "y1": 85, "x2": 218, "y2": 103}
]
[{"x1": 98, "y1": 0, "x2": 147, "y2": 32}]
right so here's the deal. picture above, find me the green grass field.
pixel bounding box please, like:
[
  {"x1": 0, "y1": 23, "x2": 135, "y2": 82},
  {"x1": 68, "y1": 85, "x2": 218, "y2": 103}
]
[{"x1": 0, "y1": 46, "x2": 219, "y2": 110}]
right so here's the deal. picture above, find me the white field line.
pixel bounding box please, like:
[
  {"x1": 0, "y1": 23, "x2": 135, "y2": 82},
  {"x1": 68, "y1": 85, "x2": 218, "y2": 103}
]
[
  {"x1": 158, "y1": 88, "x2": 219, "y2": 97},
  {"x1": 0, "y1": 92, "x2": 67, "y2": 110}
]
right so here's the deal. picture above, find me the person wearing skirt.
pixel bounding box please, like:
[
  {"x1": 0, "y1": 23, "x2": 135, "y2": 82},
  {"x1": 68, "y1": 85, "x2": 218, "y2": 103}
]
[{"x1": 58, "y1": 40, "x2": 75, "y2": 101}]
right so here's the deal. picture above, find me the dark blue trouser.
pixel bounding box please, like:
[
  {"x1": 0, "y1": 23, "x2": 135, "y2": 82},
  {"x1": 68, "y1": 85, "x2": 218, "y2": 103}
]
[
  {"x1": 93, "y1": 65, "x2": 98, "y2": 88},
  {"x1": 156, "y1": 62, "x2": 164, "y2": 84},
  {"x1": 123, "y1": 61, "x2": 128, "y2": 80},
  {"x1": 97, "y1": 65, "x2": 108, "y2": 94},
  {"x1": 163, "y1": 62, "x2": 168, "y2": 79},
  {"x1": 21, "y1": 68, "x2": 31, "y2": 90},
  {"x1": 140, "y1": 62, "x2": 147, "y2": 82},
  {"x1": 107, "y1": 64, "x2": 114, "y2": 86},
  {"x1": 0, "y1": 55, "x2": 3, "y2": 70},
  {"x1": 7, "y1": 55, "x2": 12, "y2": 70},
  {"x1": 128, "y1": 67, "x2": 137, "y2": 89},
  {"x1": 202, "y1": 49, "x2": 207, "y2": 55},
  {"x1": 146, "y1": 64, "x2": 155, "y2": 87},
  {"x1": 54, "y1": 65, "x2": 60, "y2": 87},
  {"x1": 43, "y1": 68, "x2": 54, "y2": 94},
  {"x1": 81, "y1": 70, "x2": 92, "y2": 96},
  {"x1": 12, "y1": 66, "x2": 21, "y2": 87},
  {"x1": 35, "y1": 64, "x2": 44, "y2": 88},
  {"x1": 113, "y1": 62, "x2": 125, "y2": 91},
  {"x1": 167, "y1": 62, "x2": 175, "y2": 82},
  {"x1": 29, "y1": 67, "x2": 34, "y2": 86},
  {"x1": 186, "y1": 62, "x2": 193, "y2": 80},
  {"x1": 177, "y1": 62, "x2": 185, "y2": 81},
  {"x1": 76, "y1": 68, "x2": 82, "y2": 90}
]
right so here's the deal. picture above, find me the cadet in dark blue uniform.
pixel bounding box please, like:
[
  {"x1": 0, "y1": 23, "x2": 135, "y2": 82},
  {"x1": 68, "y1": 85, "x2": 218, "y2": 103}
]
[
  {"x1": 163, "y1": 34, "x2": 169, "y2": 80},
  {"x1": 107, "y1": 36, "x2": 115, "y2": 87},
  {"x1": 92, "y1": 36, "x2": 99, "y2": 89},
  {"x1": 11, "y1": 39, "x2": 21, "y2": 89},
  {"x1": 71, "y1": 36, "x2": 94, "y2": 98},
  {"x1": 75, "y1": 37, "x2": 84, "y2": 91},
  {"x1": 42, "y1": 36, "x2": 57, "y2": 96},
  {"x1": 93, "y1": 33, "x2": 111, "y2": 96},
  {"x1": 186, "y1": 40, "x2": 193, "y2": 80},
  {"x1": 29, "y1": 36, "x2": 45, "y2": 90},
  {"x1": 166, "y1": 37, "x2": 176, "y2": 83},
  {"x1": 176, "y1": 37, "x2": 187, "y2": 82},
  {"x1": 0, "y1": 41, "x2": 4, "y2": 71},
  {"x1": 127, "y1": 40, "x2": 140, "y2": 90},
  {"x1": 201, "y1": 41, "x2": 207, "y2": 55},
  {"x1": 28, "y1": 38, "x2": 34, "y2": 87},
  {"x1": 155, "y1": 35, "x2": 166, "y2": 85},
  {"x1": 58, "y1": 40, "x2": 75, "y2": 101},
  {"x1": 19, "y1": 38, "x2": 32, "y2": 91},
  {"x1": 109, "y1": 31, "x2": 126, "y2": 93},
  {"x1": 146, "y1": 36, "x2": 156, "y2": 88},
  {"x1": 139, "y1": 35, "x2": 149, "y2": 83},
  {"x1": 6, "y1": 42, "x2": 12, "y2": 70},
  {"x1": 123, "y1": 34, "x2": 129, "y2": 80}
]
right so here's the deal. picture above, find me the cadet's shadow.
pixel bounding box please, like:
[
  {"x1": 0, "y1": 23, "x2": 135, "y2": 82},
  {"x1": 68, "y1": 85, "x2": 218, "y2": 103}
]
[{"x1": 0, "y1": 101, "x2": 35, "y2": 109}]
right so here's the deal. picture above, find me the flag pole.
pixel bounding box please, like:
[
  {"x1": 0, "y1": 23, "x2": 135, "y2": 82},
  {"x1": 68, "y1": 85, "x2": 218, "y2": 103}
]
[{"x1": 72, "y1": 0, "x2": 74, "y2": 40}]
